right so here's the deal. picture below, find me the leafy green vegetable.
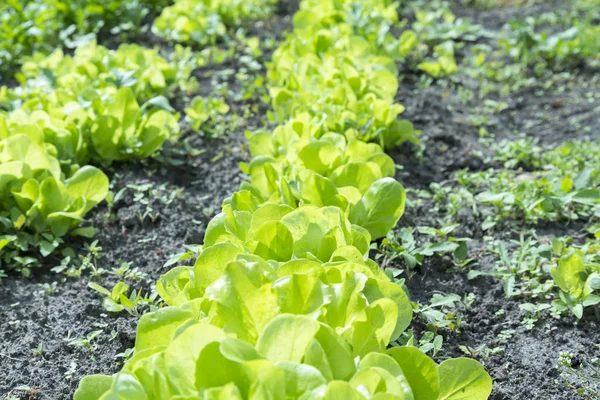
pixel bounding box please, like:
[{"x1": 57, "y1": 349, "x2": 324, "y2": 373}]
[
  {"x1": 0, "y1": 0, "x2": 170, "y2": 77},
  {"x1": 398, "y1": 6, "x2": 485, "y2": 78},
  {"x1": 3, "y1": 41, "x2": 186, "y2": 167},
  {"x1": 468, "y1": 231, "x2": 600, "y2": 321},
  {"x1": 153, "y1": 0, "x2": 278, "y2": 46},
  {"x1": 90, "y1": 87, "x2": 179, "y2": 162},
  {"x1": 185, "y1": 96, "x2": 230, "y2": 131},
  {"x1": 418, "y1": 41, "x2": 459, "y2": 78},
  {"x1": 438, "y1": 358, "x2": 493, "y2": 399},
  {"x1": 550, "y1": 242, "x2": 600, "y2": 319},
  {"x1": 75, "y1": 314, "x2": 491, "y2": 400},
  {"x1": 0, "y1": 121, "x2": 109, "y2": 268},
  {"x1": 267, "y1": 0, "x2": 418, "y2": 148},
  {"x1": 0, "y1": 124, "x2": 109, "y2": 237},
  {"x1": 245, "y1": 116, "x2": 407, "y2": 239},
  {"x1": 9, "y1": 41, "x2": 192, "y2": 105},
  {"x1": 0, "y1": 39, "x2": 184, "y2": 267}
]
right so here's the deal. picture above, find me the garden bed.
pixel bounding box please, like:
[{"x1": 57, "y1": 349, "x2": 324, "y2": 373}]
[{"x1": 1, "y1": 0, "x2": 599, "y2": 399}]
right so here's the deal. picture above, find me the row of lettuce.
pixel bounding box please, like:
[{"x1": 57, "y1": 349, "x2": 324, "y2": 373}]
[
  {"x1": 153, "y1": 0, "x2": 278, "y2": 46},
  {"x1": 0, "y1": 0, "x2": 171, "y2": 76},
  {"x1": 0, "y1": 0, "x2": 279, "y2": 272},
  {"x1": 2, "y1": 0, "x2": 279, "y2": 78},
  {"x1": 0, "y1": 42, "x2": 186, "y2": 271},
  {"x1": 74, "y1": 0, "x2": 492, "y2": 399}
]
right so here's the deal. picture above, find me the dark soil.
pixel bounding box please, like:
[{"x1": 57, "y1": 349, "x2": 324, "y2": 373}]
[{"x1": 2, "y1": 1, "x2": 600, "y2": 400}]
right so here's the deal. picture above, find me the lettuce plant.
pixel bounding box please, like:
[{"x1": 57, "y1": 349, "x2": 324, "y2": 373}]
[
  {"x1": 551, "y1": 241, "x2": 600, "y2": 319},
  {"x1": 0, "y1": 122, "x2": 108, "y2": 238},
  {"x1": 152, "y1": 0, "x2": 277, "y2": 46},
  {"x1": 75, "y1": 313, "x2": 491, "y2": 400},
  {"x1": 245, "y1": 115, "x2": 406, "y2": 239},
  {"x1": 2, "y1": 42, "x2": 185, "y2": 167},
  {"x1": 156, "y1": 203, "x2": 391, "y2": 303},
  {"x1": 417, "y1": 41, "x2": 459, "y2": 78},
  {"x1": 0, "y1": 42, "x2": 181, "y2": 266},
  {"x1": 88, "y1": 87, "x2": 179, "y2": 162},
  {"x1": 157, "y1": 249, "x2": 412, "y2": 348},
  {"x1": 500, "y1": 17, "x2": 600, "y2": 70},
  {"x1": 266, "y1": 0, "x2": 418, "y2": 148},
  {"x1": 0, "y1": 0, "x2": 67, "y2": 76},
  {"x1": 292, "y1": 0, "x2": 401, "y2": 46},
  {"x1": 3, "y1": 109, "x2": 89, "y2": 168},
  {"x1": 6, "y1": 41, "x2": 191, "y2": 109},
  {"x1": 0, "y1": 0, "x2": 170, "y2": 77},
  {"x1": 3, "y1": 87, "x2": 179, "y2": 165},
  {"x1": 185, "y1": 96, "x2": 230, "y2": 131},
  {"x1": 74, "y1": 134, "x2": 490, "y2": 398}
]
